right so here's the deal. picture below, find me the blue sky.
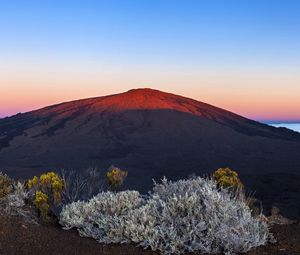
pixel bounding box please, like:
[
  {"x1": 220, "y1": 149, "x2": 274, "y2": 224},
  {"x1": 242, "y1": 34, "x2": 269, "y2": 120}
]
[
  {"x1": 0, "y1": 0, "x2": 300, "y2": 121},
  {"x1": 1, "y1": 0, "x2": 299, "y2": 67}
]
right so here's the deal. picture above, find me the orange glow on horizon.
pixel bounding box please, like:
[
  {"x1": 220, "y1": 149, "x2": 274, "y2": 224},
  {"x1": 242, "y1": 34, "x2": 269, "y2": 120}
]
[{"x1": 1, "y1": 65, "x2": 299, "y2": 121}]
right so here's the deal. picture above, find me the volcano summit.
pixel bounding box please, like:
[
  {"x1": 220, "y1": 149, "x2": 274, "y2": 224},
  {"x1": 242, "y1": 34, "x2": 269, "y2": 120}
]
[{"x1": 1, "y1": 88, "x2": 300, "y2": 217}]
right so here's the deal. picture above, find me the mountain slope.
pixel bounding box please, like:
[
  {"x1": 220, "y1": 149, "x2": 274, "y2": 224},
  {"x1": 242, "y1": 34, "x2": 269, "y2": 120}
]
[{"x1": 1, "y1": 88, "x2": 300, "y2": 217}]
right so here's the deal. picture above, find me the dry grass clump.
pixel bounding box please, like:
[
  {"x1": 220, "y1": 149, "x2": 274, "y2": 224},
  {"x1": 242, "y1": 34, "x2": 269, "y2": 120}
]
[
  {"x1": 60, "y1": 168, "x2": 104, "y2": 203},
  {"x1": 61, "y1": 166, "x2": 126, "y2": 204}
]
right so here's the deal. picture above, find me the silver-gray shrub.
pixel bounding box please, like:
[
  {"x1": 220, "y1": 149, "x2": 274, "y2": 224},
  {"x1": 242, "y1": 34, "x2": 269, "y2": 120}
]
[
  {"x1": 59, "y1": 177, "x2": 271, "y2": 254},
  {"x1": 60, "y1": 190, "x2": 144, "y2": 243},
  {"x1": 5, "y1": 181, "x2": 28, "y2": 209},
  {"x1": 0, "y1": 181, "x2": 38, "y2": 224}
]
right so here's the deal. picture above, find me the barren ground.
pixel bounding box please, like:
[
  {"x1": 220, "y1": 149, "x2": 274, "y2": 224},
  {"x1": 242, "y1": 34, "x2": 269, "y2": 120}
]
[{"x1": 0, "y1": 216, "x2": 299, "y2": 255}]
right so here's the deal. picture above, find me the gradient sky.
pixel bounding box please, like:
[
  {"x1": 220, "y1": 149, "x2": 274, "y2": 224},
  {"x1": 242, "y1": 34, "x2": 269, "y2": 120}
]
[{"x1": 0, "y1": 0, "x2": 300, "y2": 121}]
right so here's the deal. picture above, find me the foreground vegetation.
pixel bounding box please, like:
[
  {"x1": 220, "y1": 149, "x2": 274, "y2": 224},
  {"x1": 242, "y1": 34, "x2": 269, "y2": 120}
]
[{"x1": 0, "y1": 167, "x2": 272, "y2": 254}]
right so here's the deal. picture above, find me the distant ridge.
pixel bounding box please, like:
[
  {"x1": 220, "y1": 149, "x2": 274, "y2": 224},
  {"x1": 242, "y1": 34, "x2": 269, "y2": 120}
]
[{"x1": 1, "y1": 88, "x2": 300, "y2": 217}]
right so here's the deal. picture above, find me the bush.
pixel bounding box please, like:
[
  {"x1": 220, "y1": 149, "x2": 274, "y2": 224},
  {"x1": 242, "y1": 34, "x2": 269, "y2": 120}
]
[
  {"x1": 0, "y1": 172, "x2": 13, "y2": 198},
  {"x1": 106, "y1": 166, "x2": 128, "y2": 188},
  {"x1": 28, "y1": 172, "x2": 63, "y2": 219},
  {"x1": 213, "y1": 167, "x2": 244, "y2": 190},
  {"x1": 213, "y1": 168, "x2": 263, "y2": 215},
  {"x1": 0, "y1": 178, "x2": 39, "y2": 224},
  {"x1": 60, "y1": 190, "x2": 144, "y2": 242},
  {"x1": 5, "y1": 181, "x2": 28, "y2": 208},
  {"x1": 60, "y1": 177, "x2": 270, "y2": 254}
]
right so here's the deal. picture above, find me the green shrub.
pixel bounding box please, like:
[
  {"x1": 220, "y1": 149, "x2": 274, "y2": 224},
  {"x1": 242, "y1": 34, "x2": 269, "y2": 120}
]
[
  {"x1": 213, "y1": 167, "x2": 244, "y2": 190},
  {"x1": 106, "y1": 166, "x2": 128, "y2": 188},
  {"x1": 213, "y1": 168, "x2": 262, "y2": 215},
  {"x1": 28, "y1": 172, "x2": 63, "y2": 219}
]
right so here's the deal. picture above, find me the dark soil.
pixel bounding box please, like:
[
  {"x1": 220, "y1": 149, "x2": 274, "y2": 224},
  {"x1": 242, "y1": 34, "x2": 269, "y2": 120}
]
[{"x1": 0, "y1": 217, "x2": 299, "y2": 255}]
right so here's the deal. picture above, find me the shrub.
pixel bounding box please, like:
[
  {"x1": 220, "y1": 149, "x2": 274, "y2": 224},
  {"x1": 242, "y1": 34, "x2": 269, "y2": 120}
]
[
  {"x1": 28, "y1": 172, "x2": 63, "y2": 219},
  {"x1": 6, "y1": 181, "x2": 28, "y2": 208},
  {"x1": 0, "y1": 180, "x2": 28, "y2": 212},
  {"x1": 213, "y1": 168, "x2": 263, "y2": 215},
  {"x1": 34, "y1": 191, "x2": 49, "y2": 219},
  {"x1": 0, "y1": 179, "x2": 39, "y2": 224},
  {"x1": 106, "y1": 166, "x2": 128, "y2": 188},
  {"x1": 60, "y1": 168, "x2": 104, "y2": 204},
  {"x1": 0, "y1": 172, "x2": 13, "y2": 198},
  {"x1": 60, "y1": 190, "x2": 144, "y2": 242},
  {"x1": 213, "y1": 167, "x2": 244, "y2": 190},
  {"x1": 60, "y1": 177, "x2": 270, "y2": 254}
]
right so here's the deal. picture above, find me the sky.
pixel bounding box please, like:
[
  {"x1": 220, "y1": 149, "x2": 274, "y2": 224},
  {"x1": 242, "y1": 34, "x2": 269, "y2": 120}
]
[{"x1": 0, "y1": 0, "x2": 300, "y2": 122}]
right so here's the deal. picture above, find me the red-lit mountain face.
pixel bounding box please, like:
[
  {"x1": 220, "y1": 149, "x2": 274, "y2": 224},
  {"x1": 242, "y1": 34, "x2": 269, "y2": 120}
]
[{"x1": 1, "y1": 88, "x2": 300, "y2": 217}]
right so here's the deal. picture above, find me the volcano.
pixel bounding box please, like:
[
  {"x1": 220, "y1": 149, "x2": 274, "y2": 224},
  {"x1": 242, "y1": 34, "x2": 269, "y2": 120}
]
[{"x1": 1, "y1": 88, "x2": 300, "y2": 217}]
